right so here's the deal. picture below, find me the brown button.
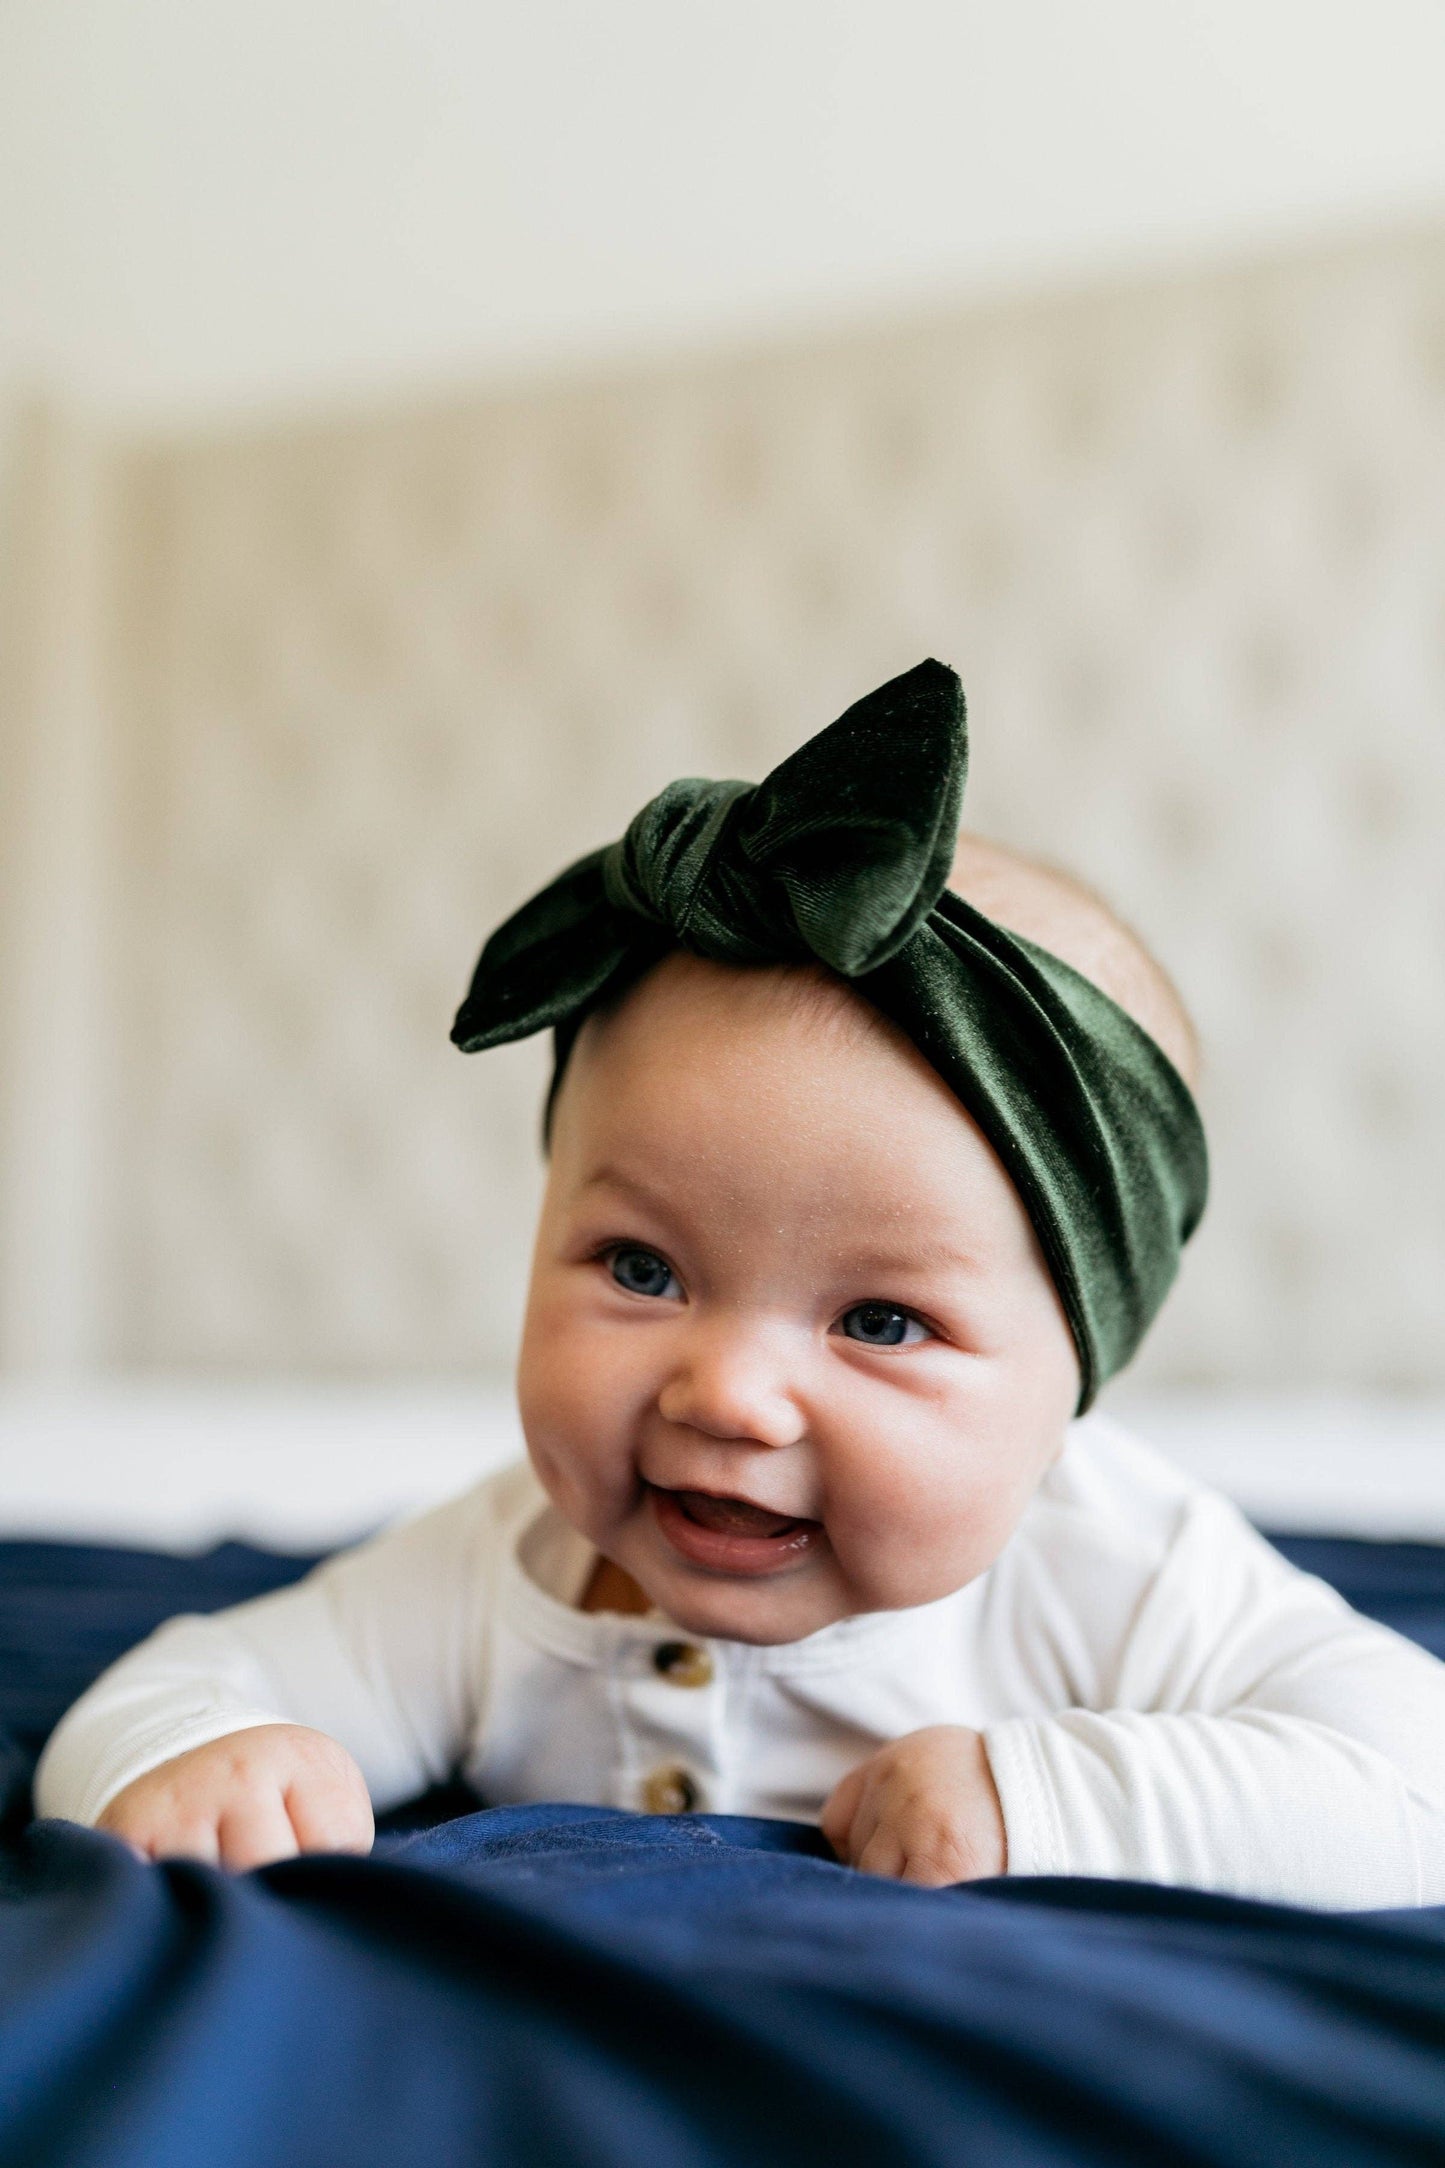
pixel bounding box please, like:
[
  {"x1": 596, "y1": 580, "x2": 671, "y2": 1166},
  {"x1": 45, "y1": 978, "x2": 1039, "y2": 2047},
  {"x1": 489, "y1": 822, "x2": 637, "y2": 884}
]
[
  {"x1": 652, "y1": 1640, "x2": 714, "y2": 1688},
  {"x1": 642, "y1": 1765, "x2": 700, "y2": 1815}
]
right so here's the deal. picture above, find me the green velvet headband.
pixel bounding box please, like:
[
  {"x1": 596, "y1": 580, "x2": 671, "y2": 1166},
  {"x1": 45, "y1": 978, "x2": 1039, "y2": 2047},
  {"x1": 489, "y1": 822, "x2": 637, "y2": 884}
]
[{"x1": 452, "y1": 659, "x2": 1207, "y2": 1407}]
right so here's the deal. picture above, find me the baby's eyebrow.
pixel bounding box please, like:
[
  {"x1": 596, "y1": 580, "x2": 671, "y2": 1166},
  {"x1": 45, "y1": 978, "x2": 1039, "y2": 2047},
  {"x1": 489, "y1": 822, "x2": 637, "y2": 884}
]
[
  {"x1": 576, "y1": 1164, "x2": 676, "y2": 1215},
  {"x1": 839, "y1": 1238, "x2": 985, "y2": 1278}
]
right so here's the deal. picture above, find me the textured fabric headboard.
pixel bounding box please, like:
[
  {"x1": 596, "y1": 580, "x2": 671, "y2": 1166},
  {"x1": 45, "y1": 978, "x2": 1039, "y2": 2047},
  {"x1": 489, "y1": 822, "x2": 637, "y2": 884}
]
[{"x1": 4, "y1": 223, "x2": 1443, "y2": 1388}]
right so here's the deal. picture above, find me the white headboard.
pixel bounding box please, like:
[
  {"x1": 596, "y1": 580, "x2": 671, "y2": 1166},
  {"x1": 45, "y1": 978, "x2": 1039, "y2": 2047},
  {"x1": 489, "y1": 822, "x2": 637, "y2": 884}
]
[{"x1": 3, "y1": 222, "x2": 1443, "y2": 1391}]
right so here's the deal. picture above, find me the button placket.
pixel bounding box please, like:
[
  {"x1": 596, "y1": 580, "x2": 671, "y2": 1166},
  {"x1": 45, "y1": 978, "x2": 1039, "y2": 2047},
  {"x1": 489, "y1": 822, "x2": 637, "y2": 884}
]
[{"x1": 616, "y1": 1631, "x2": 721, "y2": 1815}]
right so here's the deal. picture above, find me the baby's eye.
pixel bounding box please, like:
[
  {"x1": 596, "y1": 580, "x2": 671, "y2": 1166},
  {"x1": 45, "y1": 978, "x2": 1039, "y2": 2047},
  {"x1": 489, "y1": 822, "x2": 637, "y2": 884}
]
[
  {"x1": 837, "y1": 1302, "x2": 930, "y2": 1348},
  {"x1": 607, "y1": 1246, "x2": 681, "y2": 1300}
]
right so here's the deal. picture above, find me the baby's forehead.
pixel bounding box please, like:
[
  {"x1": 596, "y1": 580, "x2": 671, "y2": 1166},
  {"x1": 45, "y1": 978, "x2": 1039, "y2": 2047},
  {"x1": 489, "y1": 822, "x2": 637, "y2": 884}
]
[
  {"x1": 562, "y1": 953, "x2": 998, "y2": 1197},
  {"x1": 579, "y1": 950, "x2": 910, "y2": 1073}
]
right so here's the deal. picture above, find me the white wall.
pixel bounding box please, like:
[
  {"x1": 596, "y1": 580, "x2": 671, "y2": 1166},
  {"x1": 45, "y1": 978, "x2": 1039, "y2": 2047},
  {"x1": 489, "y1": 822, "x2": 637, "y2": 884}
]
[{"x1": 3, "y1": 0, "x2": 1445, "y2": 426}]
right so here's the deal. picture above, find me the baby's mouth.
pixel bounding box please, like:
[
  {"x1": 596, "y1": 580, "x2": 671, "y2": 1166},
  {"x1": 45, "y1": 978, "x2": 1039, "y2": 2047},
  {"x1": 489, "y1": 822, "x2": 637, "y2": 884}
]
[
  {"x1": 647, "y1": 1483, "x2": 820, "y2": 1575},
  {"x1": 672, "y1": 1490, "x2": 803, "y2": 1539}
]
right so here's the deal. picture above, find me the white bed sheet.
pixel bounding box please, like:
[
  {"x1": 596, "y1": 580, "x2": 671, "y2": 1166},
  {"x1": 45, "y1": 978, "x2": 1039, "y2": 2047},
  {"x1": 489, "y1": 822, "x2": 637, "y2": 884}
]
[
  {"x1": 1110, "y1": 1389, "x2": 1445, "y2": 1541},
  {"x1": 0, "y1": 1383, "x2": 525, "y2": 1550},
  {"x1": 1, "y1": 1381, "x2": 1443, "y2": 1551}
]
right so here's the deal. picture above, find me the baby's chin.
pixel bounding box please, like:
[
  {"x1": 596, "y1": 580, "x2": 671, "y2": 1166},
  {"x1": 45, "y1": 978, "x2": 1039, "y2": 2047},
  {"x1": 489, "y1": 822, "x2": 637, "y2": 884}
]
[
  {"x1": 645, "y1": 1564, "x2": 983, "y2": 1644},
  {"x1": 640, "y1": 1570, "x2": 857, "y2": 1646}
]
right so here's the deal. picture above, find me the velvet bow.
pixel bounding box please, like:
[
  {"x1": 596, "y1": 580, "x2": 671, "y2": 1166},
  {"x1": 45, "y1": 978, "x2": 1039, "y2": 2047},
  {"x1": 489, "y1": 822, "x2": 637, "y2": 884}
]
[
  {"x1": 452, "y1": 659, "x2": 966, "y2": 1048},
  {"x1": 452, "y1": 660, "x2": 1208, "y2": 1405}
]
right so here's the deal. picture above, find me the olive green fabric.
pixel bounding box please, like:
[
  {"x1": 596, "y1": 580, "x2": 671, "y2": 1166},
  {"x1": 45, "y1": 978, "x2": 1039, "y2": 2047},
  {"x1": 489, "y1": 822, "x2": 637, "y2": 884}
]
[{"x1": 452, "y1": 659, "x2": 1207, "y2": 1405}]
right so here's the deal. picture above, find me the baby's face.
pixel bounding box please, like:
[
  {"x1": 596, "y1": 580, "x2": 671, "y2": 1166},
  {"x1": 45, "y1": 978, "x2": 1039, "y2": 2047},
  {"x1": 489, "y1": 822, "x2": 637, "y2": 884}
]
[{"x1": 516, "y1": 952, "x2": 1080, "y2": 1644}]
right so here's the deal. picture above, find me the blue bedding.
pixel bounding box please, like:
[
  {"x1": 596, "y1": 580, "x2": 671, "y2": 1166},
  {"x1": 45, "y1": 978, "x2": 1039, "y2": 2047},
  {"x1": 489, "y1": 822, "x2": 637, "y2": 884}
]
[{"x1": 5, "y1": 1533, "x2": 1445, "y2": 2165}]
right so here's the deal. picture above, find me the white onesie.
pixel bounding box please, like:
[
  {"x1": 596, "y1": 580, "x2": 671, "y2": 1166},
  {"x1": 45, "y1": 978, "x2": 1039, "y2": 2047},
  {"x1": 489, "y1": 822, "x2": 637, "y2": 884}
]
[{"x1": 36, "y1": 1412, "x2": 1445, "y2": 1908}]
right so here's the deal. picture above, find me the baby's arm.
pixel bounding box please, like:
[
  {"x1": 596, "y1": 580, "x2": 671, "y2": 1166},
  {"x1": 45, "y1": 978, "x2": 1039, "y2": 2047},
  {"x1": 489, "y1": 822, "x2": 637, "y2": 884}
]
[
  {"x1": 982, "y1": 1492, "x2": 1445, "y2": 1907},
  {"x1": 35, "y1": 1475, "x2": 511, "y2": 1867}
]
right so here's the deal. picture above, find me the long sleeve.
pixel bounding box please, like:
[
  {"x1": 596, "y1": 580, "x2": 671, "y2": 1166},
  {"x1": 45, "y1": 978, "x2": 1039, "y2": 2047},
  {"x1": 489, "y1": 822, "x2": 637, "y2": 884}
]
[
  {"x1": 984, "y1": 1481, "x2": 1445, "y2": 1906},
  {"x1": 35, "y1": 1467, "x2": 531, "y2": 1827}
]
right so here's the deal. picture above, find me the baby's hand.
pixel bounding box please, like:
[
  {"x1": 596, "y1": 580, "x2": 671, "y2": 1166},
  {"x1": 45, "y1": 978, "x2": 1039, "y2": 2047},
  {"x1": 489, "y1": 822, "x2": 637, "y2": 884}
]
[
  {"x1": 821, "y1": 1725, "x2": 1007, "y2": 1887},
  {"x1": 95, "y1": 1723, "x2": 374, "y2": 1871}
]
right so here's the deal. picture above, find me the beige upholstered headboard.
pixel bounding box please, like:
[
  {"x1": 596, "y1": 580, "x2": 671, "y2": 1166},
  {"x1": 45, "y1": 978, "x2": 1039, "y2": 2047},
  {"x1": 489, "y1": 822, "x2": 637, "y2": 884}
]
[{"x1": 3, "y1": 223, "x2": 1444, "y2": 1390}]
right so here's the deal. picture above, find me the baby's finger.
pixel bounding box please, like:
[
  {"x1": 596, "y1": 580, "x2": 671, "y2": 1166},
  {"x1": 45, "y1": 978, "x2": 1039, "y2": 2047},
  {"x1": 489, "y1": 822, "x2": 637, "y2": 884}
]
[
  {"x1": 854, "y1": 1826, "x2": 908, "y2": 1881},
  {"x1": 93, "y1": 1810, "x2": 151, "y2": 1864},
  {"x1": 217, "y1": 1793, "x2": 301, "y2": 1872},
  {"x1": 833, "y1": 1772, "x2": 894, "y2": 1867},
  {"x1": 284, "y1": 1768, "x2": 374, "y2": 1856},
  {"x1": 837, "y1": 1793, "x2": 886, "y2": 1868},
  {"x1": 148, "y1": 1818, "x2": 223, "y2": 1867},
  {"x1": 820, "y1": 1763, "x2": 868, "y2": 1854},
  {"x1": 897, "y1": 1840, "x2": 970, "y2": 1890}
]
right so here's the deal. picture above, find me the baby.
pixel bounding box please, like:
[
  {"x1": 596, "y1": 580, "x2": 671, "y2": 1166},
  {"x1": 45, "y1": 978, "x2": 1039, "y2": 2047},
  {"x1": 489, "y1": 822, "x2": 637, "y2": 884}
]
[{"x1": 37, "y1": 662, "x2": 1445, "y2": 1903}]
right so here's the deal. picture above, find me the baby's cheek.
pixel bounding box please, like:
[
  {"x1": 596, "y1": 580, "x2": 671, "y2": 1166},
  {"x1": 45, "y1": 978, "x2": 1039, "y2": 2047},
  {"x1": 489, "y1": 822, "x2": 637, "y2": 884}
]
[
  {"x1": 826, "y1": 1432, "x2": 1042, "y2": 1608},
  {"x1": 518, "y1": 1311, "x2": 644, "y2": 1525}
]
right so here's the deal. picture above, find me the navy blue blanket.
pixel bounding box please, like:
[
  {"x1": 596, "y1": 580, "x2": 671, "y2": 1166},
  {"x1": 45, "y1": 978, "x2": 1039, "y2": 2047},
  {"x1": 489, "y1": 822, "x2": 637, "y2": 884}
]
[
  {"x1": 6, "y1": 1533, "x2": 1445, "y2": 2165},
  {"x1": 7, "y1": 1804, "x2": 1445, "y2": 2165}
]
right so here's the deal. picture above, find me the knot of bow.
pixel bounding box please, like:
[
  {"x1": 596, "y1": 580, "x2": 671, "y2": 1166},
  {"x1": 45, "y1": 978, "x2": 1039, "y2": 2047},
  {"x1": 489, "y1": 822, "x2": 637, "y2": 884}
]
[{"x1": 452, "y1": 659, "x2": 967, "y2": 1048}]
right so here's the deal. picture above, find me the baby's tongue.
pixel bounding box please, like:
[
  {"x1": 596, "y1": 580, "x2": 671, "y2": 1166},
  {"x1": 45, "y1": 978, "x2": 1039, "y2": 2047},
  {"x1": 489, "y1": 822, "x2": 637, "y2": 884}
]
[{"x1": 672, "y1": 1490, "x2": 800, "y2": 1539}]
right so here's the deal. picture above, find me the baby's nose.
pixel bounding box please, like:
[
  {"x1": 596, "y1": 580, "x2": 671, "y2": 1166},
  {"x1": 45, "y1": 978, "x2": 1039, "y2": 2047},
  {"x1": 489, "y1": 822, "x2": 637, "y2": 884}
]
[{"x1": 656, "y1": 1320, "x2": 807, "y2": 1449}]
